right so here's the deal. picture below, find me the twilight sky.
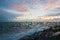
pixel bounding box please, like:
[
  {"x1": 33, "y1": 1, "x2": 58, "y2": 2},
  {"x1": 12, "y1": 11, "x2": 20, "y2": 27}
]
[{"x1": 0, "y1": 0, "x2": 60, "y2": 22}]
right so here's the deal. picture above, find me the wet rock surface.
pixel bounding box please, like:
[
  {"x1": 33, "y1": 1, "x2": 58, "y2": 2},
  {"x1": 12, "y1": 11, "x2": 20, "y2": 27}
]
[{"x1": 19, "y1": 25, "x2": 60, "y2": 40}]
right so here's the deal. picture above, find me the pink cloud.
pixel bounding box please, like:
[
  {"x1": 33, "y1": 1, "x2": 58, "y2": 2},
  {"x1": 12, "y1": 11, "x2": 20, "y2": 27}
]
[
  {"x1": 43, "y1": 0, "x2": 60, "y2": 10},
  {"x1": 47, "y1": 0, "x2": 53, "y2": 4},
  {"x1": 43, "y1": 4, "x2": 60, "y2": 10},
  {"x1": 41, "y1": 0, "x2": 60, "y2": 10},
  {"x1": 11, "y1": 3, "x2": 27, "y2": 11}
]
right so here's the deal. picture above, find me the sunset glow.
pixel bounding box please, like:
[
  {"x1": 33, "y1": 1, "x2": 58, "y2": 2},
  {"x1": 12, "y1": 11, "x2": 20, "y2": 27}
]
[{"x1": 0, "y1": 0, "x2": 60, "y2": 22}]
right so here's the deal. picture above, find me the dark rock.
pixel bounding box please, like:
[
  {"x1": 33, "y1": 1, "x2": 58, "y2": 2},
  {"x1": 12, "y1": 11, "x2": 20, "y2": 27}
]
[{"x1": 19, "y1": 25, "x2": 60, "y2": 40}]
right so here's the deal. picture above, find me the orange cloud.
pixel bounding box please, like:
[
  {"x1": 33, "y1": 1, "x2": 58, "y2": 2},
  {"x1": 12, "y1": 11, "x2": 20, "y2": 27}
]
[{"x1": 32, "y1": 15, "x2": 60, "y2": 22}]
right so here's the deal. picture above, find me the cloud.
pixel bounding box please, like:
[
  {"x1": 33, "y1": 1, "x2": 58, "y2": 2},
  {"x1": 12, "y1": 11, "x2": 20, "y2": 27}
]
[
  {"x1": 42, "y1": 7, "x2": 60, "y2": 16},
  {"x1": 3, "y1": 9, "x2": 22, "y2": 14},
  {"x1": 49, "y1": 13, "x2": 60, "y2": 16},
  {"x1": 42, "y1": 0, "x2": 60, "y2": 10},
  {"x1": 0, "y1": 0, "x2": 60, "y2": 22},
  {"x1": 11, "y1": 2, "x2": 27, "y2": 11},
  {"x1": 2, "y1": 8, "x2": 30, "y2": 16},
  {"x1": 43, "y1": 4, "x2": 60, "y2": 10},
  {"x1": 0, "y1": 9, "x2": 16, "y2": 22}
]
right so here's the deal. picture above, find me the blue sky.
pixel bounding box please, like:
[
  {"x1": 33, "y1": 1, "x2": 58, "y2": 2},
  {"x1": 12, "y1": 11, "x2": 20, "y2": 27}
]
[{"x1": 0, "y1": 0, "x2": 60, "y2": 22}]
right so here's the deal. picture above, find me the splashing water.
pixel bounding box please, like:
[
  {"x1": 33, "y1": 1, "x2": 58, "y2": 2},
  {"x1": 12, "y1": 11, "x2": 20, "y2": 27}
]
[{"x1": 1, "y1": 25, "x2": 50, "y2": 40}]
